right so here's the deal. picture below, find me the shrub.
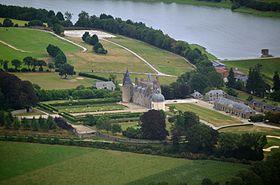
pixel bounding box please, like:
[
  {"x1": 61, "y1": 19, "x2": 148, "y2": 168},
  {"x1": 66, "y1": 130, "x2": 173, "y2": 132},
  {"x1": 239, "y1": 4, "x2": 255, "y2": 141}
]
[
  {"x1": 78, "y1": 72, "x2": 109, "y2": 81},
  {"x1": 3, "y1": 18, "x2": 13, "y2": 27},
  {"x1": 28, "y1": 20, "x2": 44, "y2": 27},
  {"x1": 250, "y1": 114, "x2": 264, "y2": 122}
]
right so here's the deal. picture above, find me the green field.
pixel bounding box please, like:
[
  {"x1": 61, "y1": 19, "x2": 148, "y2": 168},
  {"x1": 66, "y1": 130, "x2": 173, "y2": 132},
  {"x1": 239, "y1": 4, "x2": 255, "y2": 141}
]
[
  {"x1": 170, "y1": 103, "x2": 241, "y2": 126},
  {"x1": 14, "y1": 72, "x2": 98, "y2": 90},
  {"x1": 108, "y1": 36, "x2": 194, "y2": 76},
  {"x1": 0, "y1": 141, "x2": 249, "y2": 185},
  {"x1": 0, "y1": 18, "x2": 28, "y2": 26},
  {"x1": 222, "y1": 57, "x2": 280, "y2": 81},
  {"x1": 219, "y1": 125, "x2": 280, "y2": 136}
]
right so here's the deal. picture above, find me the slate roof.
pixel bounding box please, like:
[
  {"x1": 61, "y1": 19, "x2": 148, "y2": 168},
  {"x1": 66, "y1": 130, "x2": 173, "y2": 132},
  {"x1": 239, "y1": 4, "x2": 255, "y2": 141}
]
[
  {"x1": 215, "y1": 97, "x2": 255, "y2": 113},
  {"x1": 251, "y1": 100, "x2": 280, "y2": 113},
  {"x1": 96, "y1": 81, "x2": 115, "y2": 89}
]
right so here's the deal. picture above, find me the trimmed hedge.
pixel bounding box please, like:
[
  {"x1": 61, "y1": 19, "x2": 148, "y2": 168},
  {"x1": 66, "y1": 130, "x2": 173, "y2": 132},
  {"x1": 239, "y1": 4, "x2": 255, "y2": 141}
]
[
  {"x1": 79, "y1": 72, "x2": 109, "y2": 81},
  {"x1": 48, "y1": 98, "x2": 121, "y2": 107}
]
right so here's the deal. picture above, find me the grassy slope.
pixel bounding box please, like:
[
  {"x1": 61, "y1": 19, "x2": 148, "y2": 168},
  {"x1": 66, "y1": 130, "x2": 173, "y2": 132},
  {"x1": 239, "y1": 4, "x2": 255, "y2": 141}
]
[
  {"x1": 170, "y1": 103, "x2": 241, "y2": 126},
  {"x1": 222, "y1": 57, "x2": 280, "y2": 80},
  {"x1": 67, "y1": 37, "x2": 154, "y2": 73},
  {"x1": 0, "y1": 28, "x2": 80, "y2": 55},
  {"x1": 0, "y1": 142, "x2": 249, "y2": 185},
  {"x1": 0, "y1": 18, "x2": 28, "y2": 26},
  {"x1": 108, "y1": 36, "x2": 194, "y2": 76},
  {"x1": 219, "y1": 125, "x2": 280, "y2": 136}
]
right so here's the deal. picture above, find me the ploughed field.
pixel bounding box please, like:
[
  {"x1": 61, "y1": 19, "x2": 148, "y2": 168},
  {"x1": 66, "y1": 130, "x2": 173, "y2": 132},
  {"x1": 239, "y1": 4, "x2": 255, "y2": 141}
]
[{"x1": 0, "y1": 141, "x2": 249, "y2": 185}]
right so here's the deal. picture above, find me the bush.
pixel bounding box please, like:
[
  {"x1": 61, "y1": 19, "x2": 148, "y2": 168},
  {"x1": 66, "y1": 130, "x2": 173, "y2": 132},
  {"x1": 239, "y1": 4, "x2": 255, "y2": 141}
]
[
  {"x1": 123, "y1": 127, "x2": 142, "y2": 139},
  {"x1": 3, "y1": 18, "x2": 13, "y2": 27},
  {"x1": 250, "y1": 114, "x2": 264, "y2": 122},
  {"x1": 28, "y1": 20, "x2": 44, "y2": 27}
]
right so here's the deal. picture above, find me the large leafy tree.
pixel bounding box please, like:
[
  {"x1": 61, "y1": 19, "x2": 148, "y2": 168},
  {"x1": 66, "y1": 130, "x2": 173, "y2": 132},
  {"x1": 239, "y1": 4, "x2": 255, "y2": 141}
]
[
  {"x1": 140, "y1": 110, "x2": 168, "y2": 140},
  {"x1": 11, "y1": 59, "x2": 22, "y2": 70},
  {"x1": 273, "y1": 71, "x2": 280, "y2": 91},
  {"x1": 227, "y1": 67, "x2": 236, "y2": 88},
  {"x1": 0, "y1": 72, "x2": 38, "y2": 110},
  {"x1": 59, "y1": 63, "x2": 74, "y2": 79}
]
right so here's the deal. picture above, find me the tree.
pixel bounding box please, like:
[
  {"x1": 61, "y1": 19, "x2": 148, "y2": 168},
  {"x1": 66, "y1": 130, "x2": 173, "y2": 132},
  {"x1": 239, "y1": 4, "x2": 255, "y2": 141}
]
[
  {"x1": 89, "y1": 34, "x2": 99, "y2": 45},
  {"x1": 46, "y1": 116, "x2": 57, "y2": 130},
  {"x1": 59, "y1": 64, "x2": 74, "y2": 79},
  {"x1": 53, "y1": 23, "x2": 64, "y2": 35},
  {"x1": 54, "y1": 51, "x2": 67, "y2": 68},
  {"x1": 64, "y1": 11, "x2": 73, "y2": 21},
  {"x1": 23, "y1": 56, "x2": 34, "y2": 70},
  {"x1": 111, "y1": 123, "x2": 122, "y2": 134},
  {"x1": 56, "y1": 11, "x2": 65, "y2": 21},
  {"x1": 12, "y1": 118, "x2": 20, "y2": 130},
  {"x1": 31, "y1": 117, "x2": 39, "y2": 131},
  {"x1": 11, "y1": 59, "x2": 22, "y2": 70},
  {"x1": 227, "y1": 68, "x2": 236, "y2": 88},
  {"x1": 2, "y1": 60, "x2": 8, "y2": 71},
  {"x1": 82, "y1": 32, "x2": 90, "y2": 42},
  {"x1": 3, "y1": 18, "x2": 13, "y2": 27},
  {"x1": 21, "y1": 118, "x2": 30, "y2": 129},
  {"x1": 47, "y1": 63, "x2": 55, "y2": 71},
  {"x1": 37, "y1": 60, "x2": 47, "y2": 71},
  {"x1": 273, "y1": 71, "x2": 280, "y2": 91},
  {"x1": 140, "y1": 110, "x2": 168, "y2": 140},
  {"x1": 96, "y1": 116, "x2": 111, "y2": 131}
]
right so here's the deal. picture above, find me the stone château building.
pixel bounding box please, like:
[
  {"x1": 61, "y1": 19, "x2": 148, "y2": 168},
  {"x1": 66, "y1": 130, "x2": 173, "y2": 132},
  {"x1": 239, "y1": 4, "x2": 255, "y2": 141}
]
[{"x1": 122, "y1": 70, "x2": 165, "y2": 110}]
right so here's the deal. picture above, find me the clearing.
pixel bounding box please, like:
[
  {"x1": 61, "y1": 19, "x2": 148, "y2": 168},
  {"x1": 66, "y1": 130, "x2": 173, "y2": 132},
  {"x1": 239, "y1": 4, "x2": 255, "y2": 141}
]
[{"x1": 0, "y1": 141, "x2": 249, "y2": 185}]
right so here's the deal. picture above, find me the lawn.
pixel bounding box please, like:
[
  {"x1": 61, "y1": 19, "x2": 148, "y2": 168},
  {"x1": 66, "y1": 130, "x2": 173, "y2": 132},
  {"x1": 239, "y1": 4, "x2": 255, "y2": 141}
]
[
  {"x1": 56, "y1": 103, "x2": 126, "y2": 113},
  {"x1": 108, "y1": 36, "x2": 194, "y2": 76},
  {"x1": 67, "y1": 37, "x2": 154, "y2": 74},
  {"x1": 170, "y1": 103, "x2": 241, "y2": 126},
  {"x1": 118, "y1": 121, "x2": 139, "y2": 130},
  {"x1": 14, "y1": 72, "x2": 98, "y2": 90},
  {"x1": 219, "y1": 125, "x2": 280, "y2": 137},
  {"x1": 0, "y1": 18, "x2": 28, "y2": 26},
  {"x1": 222, "y1": 57, "x2": 280, "y2": 81},
  {"x1": 0, "y1": 141, "x2": 249, "y2": 185},
  {"x1": 0, "y1": 27, "x2": 81, "y2": 60}
]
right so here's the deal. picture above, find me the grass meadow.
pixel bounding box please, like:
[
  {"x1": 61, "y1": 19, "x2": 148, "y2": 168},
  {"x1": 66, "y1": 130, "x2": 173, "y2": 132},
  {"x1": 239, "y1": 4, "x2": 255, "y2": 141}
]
[
  {"x1": 0, "y1": 141, "x2": 249, "y2": 185},
  {"x1": 170, "y1": 103, "x2": 241, "y2": 126},
  {"x1": 55, "y1": 103, "x2": 126, "y2": 113},
  {"x1": 13, "y1": 73, "x2": 98, "y2": 89},
  {"x1": 108, "y1": 36, "x2": 194, "y2": 76}
]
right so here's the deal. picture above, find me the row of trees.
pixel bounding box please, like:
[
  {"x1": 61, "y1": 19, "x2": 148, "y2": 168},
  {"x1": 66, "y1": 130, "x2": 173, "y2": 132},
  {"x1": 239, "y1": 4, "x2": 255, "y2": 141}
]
[
  {"x1": 0, "y1": 57, "x2": 51, "y2": 72},
  {"x1": 82, "y1": 32, "x2": 108, "y2": 54},
  {"x1": 0, "y1": 72, "x2": 38, "y2": 110},
  {"x1": 46, "y1": 44, "x2": 74, "y2": 78},
  {"x1": 0, "y1": 111, "x2": 57, "y2": 131},
  {"x1": 0, "y1": 4, "x2": 73, "y2": 29}
]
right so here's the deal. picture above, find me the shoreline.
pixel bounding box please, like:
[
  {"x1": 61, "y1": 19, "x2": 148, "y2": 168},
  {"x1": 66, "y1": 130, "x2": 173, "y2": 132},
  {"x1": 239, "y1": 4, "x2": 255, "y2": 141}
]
[{"x1": 117, "y1": 0, "x2": 280, "y2": 18}]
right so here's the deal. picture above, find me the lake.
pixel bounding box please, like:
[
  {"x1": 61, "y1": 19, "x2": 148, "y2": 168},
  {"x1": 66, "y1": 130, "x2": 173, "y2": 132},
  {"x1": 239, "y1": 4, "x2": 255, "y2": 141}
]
[{"x1": 1, "y1": 0, "x2": 280, "y2": 59}]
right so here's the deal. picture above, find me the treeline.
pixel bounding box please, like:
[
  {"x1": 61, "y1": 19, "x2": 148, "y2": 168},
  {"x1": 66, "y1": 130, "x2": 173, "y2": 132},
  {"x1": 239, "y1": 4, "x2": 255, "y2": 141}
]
[
  {"x1": 0, "y1": 4, "x2": 73, "y2": 27},
  {"x1": 0, "y1": 57, "x2": 50, "y2": 72},
  {"x1": 46, "y1": 44, "x2": 74, "y2": 78},
  {"x1": 0, "y1": 111, "x2": 57, "y2": 131},
  {"x1": 231, "y1": 0, "x2": 280, "y2": 12},
  {"x1": 0, "y1": 72, "x2": 38, "y2": 110},
  {"x1": 250, "y1": 112, "x2": 280, "y2": 124},
  {"x1": 34, "y1": 85, "x2": 121, "y2": 101},
  {"x1": 82, "y1": 32, "x2": 107, "y2": 54}
]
